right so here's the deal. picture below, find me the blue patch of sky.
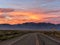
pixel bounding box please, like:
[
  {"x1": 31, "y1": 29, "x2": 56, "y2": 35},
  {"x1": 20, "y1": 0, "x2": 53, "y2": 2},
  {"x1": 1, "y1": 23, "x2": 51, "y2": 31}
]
[
  {"x1": 0, "y1": 0, "x2": 60, "y2": 10},
  {"x1": 0, "y1": 0, "x2": 39, "y2": 9}
]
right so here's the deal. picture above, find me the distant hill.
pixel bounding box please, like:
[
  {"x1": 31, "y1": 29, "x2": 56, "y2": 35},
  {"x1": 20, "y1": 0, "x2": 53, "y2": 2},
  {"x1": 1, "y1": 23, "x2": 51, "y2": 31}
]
[{"x1": 0, "y1": 22, "x2": 60, "y2": 30}]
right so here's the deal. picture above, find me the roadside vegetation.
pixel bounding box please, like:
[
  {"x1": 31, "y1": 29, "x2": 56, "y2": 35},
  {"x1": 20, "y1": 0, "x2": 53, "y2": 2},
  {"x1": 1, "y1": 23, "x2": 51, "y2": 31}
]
[
  {"x1": 0, "y1": 30, "x2": 60, "y2": 41},
  {"x1": 42, "y1": 31, "x2": 60, "y2": 40},
  {"x1": 0, "y1": 30, "x2": 28, "y2": 41}
]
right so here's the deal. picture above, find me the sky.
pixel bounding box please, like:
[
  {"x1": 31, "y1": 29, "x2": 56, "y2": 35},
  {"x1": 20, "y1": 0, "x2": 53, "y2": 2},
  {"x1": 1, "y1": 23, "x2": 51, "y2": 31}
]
[{"x1": 0, "y1": 0, "x2": 60, "y2": 24}]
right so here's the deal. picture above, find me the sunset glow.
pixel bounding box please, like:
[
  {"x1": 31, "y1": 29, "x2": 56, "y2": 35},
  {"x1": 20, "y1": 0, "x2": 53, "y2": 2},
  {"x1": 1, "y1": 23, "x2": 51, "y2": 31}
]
[{"x1": 0, "y1": 0, "x2": 60, "y2": 24}]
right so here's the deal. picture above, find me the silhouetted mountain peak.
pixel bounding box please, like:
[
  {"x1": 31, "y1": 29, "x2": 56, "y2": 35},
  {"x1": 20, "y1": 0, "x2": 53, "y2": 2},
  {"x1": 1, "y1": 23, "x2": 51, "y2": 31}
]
[{"x1": 0, "y1": 22, "x2": 60, "y2": 30}]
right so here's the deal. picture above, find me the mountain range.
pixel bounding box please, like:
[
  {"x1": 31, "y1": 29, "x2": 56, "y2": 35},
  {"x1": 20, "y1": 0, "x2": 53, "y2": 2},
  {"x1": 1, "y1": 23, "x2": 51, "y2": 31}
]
[{"x1": 0, "y1": 22, "x2": 60, "y2": 30}]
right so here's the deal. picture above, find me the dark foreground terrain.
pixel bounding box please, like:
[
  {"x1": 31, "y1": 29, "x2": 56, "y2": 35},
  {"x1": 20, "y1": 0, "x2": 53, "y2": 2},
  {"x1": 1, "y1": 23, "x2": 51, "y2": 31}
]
[
  {"x1": 0, "y1": 30, "x2": 60, "y2": 45},
  {"x1": 0, "y1": 30, "x2": 60, "y2": 41}
]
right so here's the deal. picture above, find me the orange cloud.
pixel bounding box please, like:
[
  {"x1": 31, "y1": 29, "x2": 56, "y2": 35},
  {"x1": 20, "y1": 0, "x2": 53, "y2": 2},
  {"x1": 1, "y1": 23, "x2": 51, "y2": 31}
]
[
  {"x1": 0, "y1": 8, "x2": 60, "y2": 24},
  {"x1": 0, "y1": 9, "x2": 45, "y2": 24}
]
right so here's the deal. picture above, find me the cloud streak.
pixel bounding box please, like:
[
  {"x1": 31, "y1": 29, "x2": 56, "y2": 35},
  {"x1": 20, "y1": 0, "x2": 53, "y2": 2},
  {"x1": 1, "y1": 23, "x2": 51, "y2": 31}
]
[
  {"x1": 0, "y1": 0, "x2": 60, "y2": 24},
  {"x1": 0, "y1": 8, "x2": 60, "y2": 24},
  {"x1": 43, "y1": 9, "x2": 60, "y2": 14}
]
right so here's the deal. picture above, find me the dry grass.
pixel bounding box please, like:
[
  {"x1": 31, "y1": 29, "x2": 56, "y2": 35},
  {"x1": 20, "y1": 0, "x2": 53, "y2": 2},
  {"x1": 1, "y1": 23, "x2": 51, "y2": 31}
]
[{"x1": 0, "y1": 30, "x2": 60, "y2": 41}]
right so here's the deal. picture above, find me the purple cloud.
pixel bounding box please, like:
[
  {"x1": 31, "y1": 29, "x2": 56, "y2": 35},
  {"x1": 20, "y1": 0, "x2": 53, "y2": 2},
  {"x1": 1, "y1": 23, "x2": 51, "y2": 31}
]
[
  {"x1": 0, "y1": 8, "x2": 15, "y2": 12},
  {"x1": 43, "y1": 9, "x2": 60, "y2": 14}
]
